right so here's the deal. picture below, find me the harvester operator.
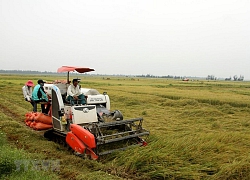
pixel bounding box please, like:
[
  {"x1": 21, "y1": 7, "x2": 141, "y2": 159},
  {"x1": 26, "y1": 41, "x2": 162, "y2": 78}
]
[
  {"x1": 66, "y1": 79, "x2": 86, "y2": 105},
  {"x1": 32, "y1": 79, "x2": 51, "y2": 114}
]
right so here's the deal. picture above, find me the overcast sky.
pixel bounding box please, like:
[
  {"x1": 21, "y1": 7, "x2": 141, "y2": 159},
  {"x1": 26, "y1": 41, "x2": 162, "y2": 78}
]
[{"x1": 1, "y1": 0, "x2": 249, "y2": 79}]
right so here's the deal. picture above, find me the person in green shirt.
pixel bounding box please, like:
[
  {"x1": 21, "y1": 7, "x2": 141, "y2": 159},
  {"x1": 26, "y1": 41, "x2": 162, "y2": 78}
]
[{"x1": 32, "y1": 79, "x2": 51, "y2": 114}]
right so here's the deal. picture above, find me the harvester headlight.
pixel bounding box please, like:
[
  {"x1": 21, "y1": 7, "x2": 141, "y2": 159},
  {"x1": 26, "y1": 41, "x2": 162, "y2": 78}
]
[{"x1": 82, "y1": 108, "x2": 89, "y2": 113}]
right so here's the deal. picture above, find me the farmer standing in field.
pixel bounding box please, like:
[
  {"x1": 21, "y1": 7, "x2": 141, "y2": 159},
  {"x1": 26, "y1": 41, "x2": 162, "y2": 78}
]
[
  {"x1": 32, "y1": 79, "x2": 51, "y2": 114},
  {"x1": 22, "y1": 80, "x2": 35, "y2": 108}
]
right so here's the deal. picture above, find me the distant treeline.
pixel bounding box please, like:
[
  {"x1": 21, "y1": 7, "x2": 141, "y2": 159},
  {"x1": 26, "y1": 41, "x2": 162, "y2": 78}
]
[
  {"x1": 135, "y1": 74, "x2": 182, "y2": 79},
  {"x1": 0, "y1": 70, "x2": 58, "y2": 74},
  {"x1": 0, "y1": 69, "x2": 191, "y2": 79}
]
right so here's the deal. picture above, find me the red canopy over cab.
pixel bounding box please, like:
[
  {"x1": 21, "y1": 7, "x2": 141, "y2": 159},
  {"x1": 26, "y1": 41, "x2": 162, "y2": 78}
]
[
  {"x1": 57, "y1": 66, "x2": 95, "y2": 73},
  {"x1": 57, "y1": 66, "x2": 95, "y2": 83}
]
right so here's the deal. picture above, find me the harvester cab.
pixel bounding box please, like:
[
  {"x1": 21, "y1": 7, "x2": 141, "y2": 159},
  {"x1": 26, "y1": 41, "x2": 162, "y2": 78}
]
[{"x1": 43, "y1": 66, "x2": 149, "y2": 160}]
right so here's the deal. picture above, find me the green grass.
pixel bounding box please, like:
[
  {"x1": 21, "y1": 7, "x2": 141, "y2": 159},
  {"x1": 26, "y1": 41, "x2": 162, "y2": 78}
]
[
  {"x1": 1, "y1": 74, "x2": 250, "y2": 179},
  {"x1": 0, "y1": 130, "x2": 59, "y2": 180}
]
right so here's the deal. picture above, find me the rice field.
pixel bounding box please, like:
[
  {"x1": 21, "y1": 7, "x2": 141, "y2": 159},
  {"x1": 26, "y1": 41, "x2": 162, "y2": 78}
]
[{"x1": 1, "y1": 74, "x2": 250, "y2": 179}]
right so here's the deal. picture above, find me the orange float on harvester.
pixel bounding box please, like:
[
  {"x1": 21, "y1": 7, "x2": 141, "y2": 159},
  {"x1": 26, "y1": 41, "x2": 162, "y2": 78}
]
[{"x1": 24, "y1": 112, "x2": 52, "y2": 131}]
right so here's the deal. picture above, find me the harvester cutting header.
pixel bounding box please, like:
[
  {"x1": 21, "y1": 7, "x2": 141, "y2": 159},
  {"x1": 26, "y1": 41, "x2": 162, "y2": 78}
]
[{"x1": 25, "y1": 66, "x2": 149, "y2": 160}]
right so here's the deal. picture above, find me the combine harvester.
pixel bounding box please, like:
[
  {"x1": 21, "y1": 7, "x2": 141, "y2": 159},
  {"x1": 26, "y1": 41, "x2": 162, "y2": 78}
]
[{"x1": 33, "y1": 66, "x2": 149, "y2": 160}]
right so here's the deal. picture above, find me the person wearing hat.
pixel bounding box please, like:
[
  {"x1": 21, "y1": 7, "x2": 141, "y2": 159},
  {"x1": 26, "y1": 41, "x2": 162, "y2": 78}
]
[
  {"x1": 66, "y1": 78, "x2": 85, "y2": 105},
  {"x1": 32, "y1": 79, "x2": 51, "y2": 114},
  {"x1": 22, "y1": 80, "x2": 35, "y2": 107}
]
